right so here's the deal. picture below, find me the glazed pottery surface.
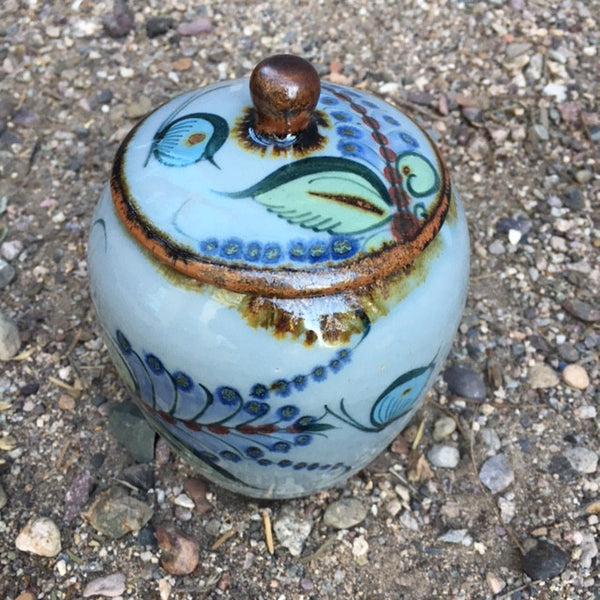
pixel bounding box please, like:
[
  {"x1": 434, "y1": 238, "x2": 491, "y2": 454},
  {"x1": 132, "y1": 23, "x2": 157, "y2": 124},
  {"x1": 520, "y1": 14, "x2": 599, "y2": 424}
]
[{"x1": 87, "y1": 56, "x2": 469, "y2": 499}]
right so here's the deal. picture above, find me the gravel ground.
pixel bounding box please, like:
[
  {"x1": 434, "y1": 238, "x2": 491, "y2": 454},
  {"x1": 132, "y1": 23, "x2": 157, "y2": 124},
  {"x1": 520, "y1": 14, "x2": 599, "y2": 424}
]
[{"x1": 1, "y1": 0, "x2": 599, "y2": 598}]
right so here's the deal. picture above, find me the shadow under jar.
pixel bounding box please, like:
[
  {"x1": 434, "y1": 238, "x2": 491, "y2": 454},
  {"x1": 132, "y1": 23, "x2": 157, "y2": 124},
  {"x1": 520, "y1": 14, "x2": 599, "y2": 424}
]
[{"x1": 87, "y1": 55, "x2": 469, "y2": 499}]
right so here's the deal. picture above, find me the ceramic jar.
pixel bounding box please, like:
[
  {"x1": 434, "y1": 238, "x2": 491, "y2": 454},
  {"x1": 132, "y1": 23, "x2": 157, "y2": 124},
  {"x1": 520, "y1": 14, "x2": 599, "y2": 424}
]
[{"x1": 87, "y1": 55, "x2": 469, "y2": 499}]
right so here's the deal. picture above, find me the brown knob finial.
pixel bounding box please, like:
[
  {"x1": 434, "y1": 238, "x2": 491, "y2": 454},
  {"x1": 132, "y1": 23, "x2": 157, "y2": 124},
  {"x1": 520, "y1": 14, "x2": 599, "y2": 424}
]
[{"x1": 249, "y1": 54, "x2": 320, "y2": 139}]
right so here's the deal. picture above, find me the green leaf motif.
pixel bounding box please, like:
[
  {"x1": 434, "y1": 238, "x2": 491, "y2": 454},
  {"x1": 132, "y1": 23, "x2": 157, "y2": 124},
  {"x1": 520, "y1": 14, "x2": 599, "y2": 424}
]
[{"x1": 225, "y1": 157, "x2": 394, "y2": 235}]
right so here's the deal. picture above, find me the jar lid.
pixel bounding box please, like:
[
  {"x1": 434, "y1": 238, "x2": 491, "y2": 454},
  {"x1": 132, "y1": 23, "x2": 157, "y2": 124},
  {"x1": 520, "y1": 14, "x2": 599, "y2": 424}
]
[{"x1": 110, "y1": 55, "x2": 451, "y2": 298}]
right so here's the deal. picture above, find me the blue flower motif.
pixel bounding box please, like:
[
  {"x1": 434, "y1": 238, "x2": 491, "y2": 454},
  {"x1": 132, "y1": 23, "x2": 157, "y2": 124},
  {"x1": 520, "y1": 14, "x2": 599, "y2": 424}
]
[
  {"x1": 288, "y1": 240, "x2": 308, "y2": 262},
  {"x1": 363, "y1": 100, "x2": 378, "y2": 109},
  {"x1": 292, "y1": 375, "x2": 307, "y2": 391},
  {"x1": 329, "y1": 358, "x2": 343, "y2": 373},
  {"x1": 337, "y1": 348, "x2": 351, "y2": 363},
  {"x1": 319, "y1": 464, "x2": 332, "y2": 470},
  {"x1": 116, "y1": 330, "x2": 132, "y2": 354},
  {"x1": 336, "y1": 124, "x2": 363, "y2": 139},
  {"x1": 244, "y1": 241, "x2": 262, "y2": 262},
  {"x1": 330, "y1": 237, "x2": 359, "y2": 259},
  {"x1": 320, "y1": 95, "x2": 340, "y2": 106},
  {"x1": 271, "y1": 379, "x2": 291, "y2": 397},
  {"x1": 271, "y1": 441, "x2": 291, "y2": 453},
  {"x1": 337, "y1": 139, "x2": 368, "y2": 161},
  {"x1": 220, "y1": 238, "x2": 243, "y2": 260},
  {"x1": 173, "y1": 371, "x2": 194, "y2": 392},
  {"x1": 145, "y1": 354, "x2": 164, "y2": 374},
  {"x1": 295, "y1": 416, "x2": 316, "y2": 429},
  {"x1": 250, "y1": 384, "x2": 269, "y2": 400},
  {"x1": 198, "y1": 451, "x2": 219, "y2": 463},
  {"x1": 278, "y1": 405, "x2": 300, "y2": 421},
  {"x1": 258, "y1": 458, "x2": 272, "y2": 466},
  {"x1": 243, "y1": 400, "x2": 269, "y2": 417},
  {"x1": 293, "y1": 462, "x2": 307, "y2": 470},
  {"x1": 307, "y1": 463, "x2": 320, "y2": 471},
  {"x1": 383, "y1": 115, "x2": 400, "y2": 126},
  {"x1": 307, "y1": 241, "x2": 330, "y2": 263},
  {"x1": 216, "y1": 386, "x2": 242, "y2": 406},
  {"x1": 246, "y1": 446, "x2": 264, "y2": 459},
  {"x1": 220, "y1": 450, "x2": 242, "y2": 462},
  {"x1": 278, "y1": 459, "x2": 293, "y2": 468},
  {"x1": 331, "y1": 110, "x2": 353, "y2": 122},
  {"x1": 400, "y1": 132, "x2": 419, "y2": 147},
  {"x1": 200, "y1": 238, "x2": 219, "y2": 255},
  {"x1": 262, "y1": 242, "x2": 282, "y2": 264},
  {"x1": 311, "y1": 365, "x2": 327, "y2": 382}
]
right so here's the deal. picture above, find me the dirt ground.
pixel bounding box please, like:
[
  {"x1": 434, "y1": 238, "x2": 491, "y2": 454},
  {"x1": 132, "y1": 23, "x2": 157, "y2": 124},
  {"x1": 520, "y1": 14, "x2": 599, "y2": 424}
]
[{"x1": 0, "y1": 1, "x2": 598, "y2": 598}]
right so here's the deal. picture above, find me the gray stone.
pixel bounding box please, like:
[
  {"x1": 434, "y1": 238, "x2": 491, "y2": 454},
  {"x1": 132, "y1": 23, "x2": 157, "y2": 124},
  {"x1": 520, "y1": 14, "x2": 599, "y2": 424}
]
[
  {"x1": 0, "y1": 258, "x2": 15, "y2": 288},
  {"x1": 273, "y1": 509, "x2": 313, "y2": 556},
  {"x1": 323, "y1": 497, "x2": 367, "y2": 530},
  {"x1": 0, "y1": 313, "x2": 20, "y2": 360},
  {"x1": 427, "y1": 444, "x2": 460, "y2": 468},
  {"x1": 562, "y1": 186, "x2": 585, "y2": 211},
  {"x1": 439, "y1": 528, "x2": 473, "y2": 546},
  {"x1": 480, "y1": 428, "x2": 501, "y2": 455},
  {"x1": 506, "y1": 42, "x2": 532, "y2": 60},
  {"x1": 563, "y1": 447, "x2": 598, "y2": 474},
  {"x1": 83, "y1": 573, "x2": 126, "y2": 598},
  {"x1": 479, "y1": 454, "x2": 514, "y2": 493},
  {"x1": 557, "y1": 342, "x2": 579, "y2": 363},
  {"x1": 64, "y1": 469, "x2": 94, "y2": 522},
  {"x1": 522, "y1": 539, "x2": 569, "y2": 581},
  {"x1": 83, "y1": 486, "x2": 153, "y2": 538},
  {"x1": 563, "y1": 299, "x2": 600, "y2": 323},
  {"x1": 488, "y1": 239, "x2": 506, "y2": 255},
  {"x1": 108, "y1": 401, "x2": 155, "y2": 463},
  {"x1": 443, "y1": 366, "x2": 487, "y2": 400},
  {"x1": 0, "y1": 482, "x2": 7, "y2": 510}
]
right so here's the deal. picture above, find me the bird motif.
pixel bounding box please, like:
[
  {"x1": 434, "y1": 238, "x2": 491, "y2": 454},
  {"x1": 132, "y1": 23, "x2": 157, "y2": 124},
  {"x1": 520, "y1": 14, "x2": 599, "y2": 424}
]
[{"x1": 146, "y1": 112, "x2": 229, "y2": 168}]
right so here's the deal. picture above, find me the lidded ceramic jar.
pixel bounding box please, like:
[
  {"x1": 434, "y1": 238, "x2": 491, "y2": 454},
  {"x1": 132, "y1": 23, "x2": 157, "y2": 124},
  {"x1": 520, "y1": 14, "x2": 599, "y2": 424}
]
[{"x1": 87, "y1": 55, "x2": 469, "y2": 499}]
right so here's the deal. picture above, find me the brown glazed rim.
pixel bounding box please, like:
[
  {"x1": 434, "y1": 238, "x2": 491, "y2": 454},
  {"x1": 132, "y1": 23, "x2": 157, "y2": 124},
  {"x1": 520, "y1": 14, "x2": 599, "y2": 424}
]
[{"x1": 110, "y1": 113, "x2": 452, "y2": 300}]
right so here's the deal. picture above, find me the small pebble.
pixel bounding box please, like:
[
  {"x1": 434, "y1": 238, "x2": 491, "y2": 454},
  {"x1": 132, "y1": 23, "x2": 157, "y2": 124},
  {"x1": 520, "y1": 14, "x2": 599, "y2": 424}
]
[
  {"x1": 352, "y1": 535, "x2": 369, "y2": 565},
  {"x1": 479, "y1": 454, "x2": 514, "y2": 493},
  {"x1": 323, "y1": 498, "x2": 367, "y2": 529},
  {"x1": 522, "y1": 539, "x2": 569, "y2": 580},
  {"x1": 145, "y1": 16, "x2": 173, "y2": 38},
  {"x1": 126, "y1": 96, "x2": 152, "y2": 119},
  {"x1": 486, "y1": 572, "x2": 506, "y2": 594},
  {"x1": 173, "y1": 493, "x2": 194, "y2": 509},
  {"x1": 121, "y1": 464, "x2": 154, "y2": 491},
  {"x1": 0, "y1": 482, "x2": 7, "y2": 510},
  {"x1": 562, "y1": 364, "x2": 590, "y2": 390},
  {"x1": 480, "y1": 428, "x2": 501, "y2": 455},
  {"x1": 15, "y1": 516, "x2": 62, "y2": 557},
  {"x1": 0, "y1": 313, "x2": 21, "y2": 360},
  {"x1": 0, "y1": 257, "x2": 16, "y2": 288},
  {"x1": 433, "y1": 416, "x2": 456, "y2": 441},
  {"x1": 84, "y1": 487, "x2": 153, "y2": 538},
  {"x1": 183, "y1": 478, "x2": 212, "y2": 515},
  {"x1": 439, "y1": 528, "x2": 473, "y2": 546},
  {"x1": 82, "y1": 573, "x2": 126, "y2": 598},
  {"x1": 562, "y1": 447, "x2": 598, "y2": 475},
  {"x1": 488, "y1": 239, "x2": 506, "y2": 255},
  {"x1": 427, "y1": 444, "x2": 460, "y2": 468},
  {"x1": 108, "y1": 401, "x2": 156, "y2": 463},
  {"x1": 528, "y1": 364, "x2": 559, "y2": 389},
  {"x1": 557, "y1": 343, "x2": 579, "y2": 363},
  {"x1": 273, "y1": 509, "x2": 312, "y2": 556},
  {"x1": 58, "y1": 394, "x2": 76, "y2": 411},
  {"x1": 176, "y1": 17, "x2": 212, "y2": 36},
  {"x1": 103, "y1": 0, "x2": 135, "y2": 38},
  {"x1": 563, "y1": 299, "x2": 600, "y2": 323},
  {"x1": 443, "y1": 365, "x2": 487, "y2": 400},
  {"x1": 579, "y1": 532, "x2": 598, "y2": 569},
  {"x1": 155, "y1": 523, "x2": 199, "y2": 575},
  {"x1": 64, "y1": 469, "x2": 94, "y2": 522}
]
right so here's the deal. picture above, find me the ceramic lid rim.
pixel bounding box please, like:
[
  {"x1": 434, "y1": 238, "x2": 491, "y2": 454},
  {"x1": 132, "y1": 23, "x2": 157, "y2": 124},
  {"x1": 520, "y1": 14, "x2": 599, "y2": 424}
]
[{"x1": 109, "y1": 88, "x2": 452, "y2": 299}]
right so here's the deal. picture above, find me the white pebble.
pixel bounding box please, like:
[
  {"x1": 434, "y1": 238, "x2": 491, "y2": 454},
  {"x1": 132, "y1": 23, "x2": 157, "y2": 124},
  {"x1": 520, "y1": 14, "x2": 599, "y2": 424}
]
[{"x1": 15, "y1": 516, "x2": 62, "y2": 557}]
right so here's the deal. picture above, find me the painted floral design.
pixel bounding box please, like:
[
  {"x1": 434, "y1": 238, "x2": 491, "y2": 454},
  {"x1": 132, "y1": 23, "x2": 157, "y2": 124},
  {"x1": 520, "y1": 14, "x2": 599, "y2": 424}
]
[{"x1": 112, "y1": 329, "x2": 437, "y2": 489}]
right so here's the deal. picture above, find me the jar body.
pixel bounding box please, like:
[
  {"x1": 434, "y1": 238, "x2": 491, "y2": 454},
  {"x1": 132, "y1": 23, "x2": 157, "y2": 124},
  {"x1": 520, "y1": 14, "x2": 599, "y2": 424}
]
[{"x1": 88, "y1": 185, "x2": 469, "y2": 498}]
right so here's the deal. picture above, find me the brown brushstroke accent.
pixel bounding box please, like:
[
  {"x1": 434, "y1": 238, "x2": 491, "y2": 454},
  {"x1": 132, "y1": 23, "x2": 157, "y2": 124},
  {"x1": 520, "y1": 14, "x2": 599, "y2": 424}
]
[
  {"x1": 111, "y1": 105, "x2": 451, "y2": 300},
  {"x1": 307, "y1": 191, "x2": 385, "y2": 216},
  {"x1": 233, "y1": 107, "x2": 329, "y2": 158}
]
